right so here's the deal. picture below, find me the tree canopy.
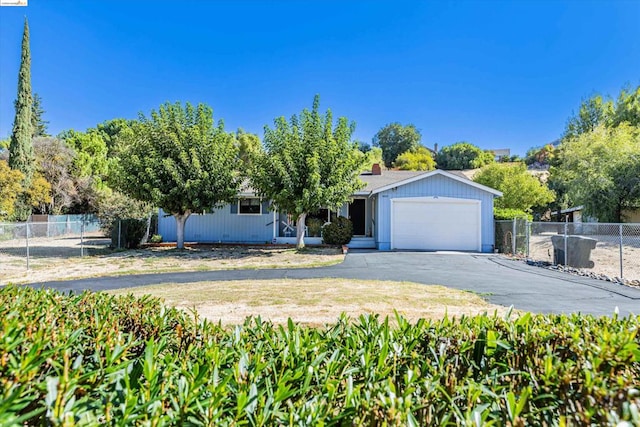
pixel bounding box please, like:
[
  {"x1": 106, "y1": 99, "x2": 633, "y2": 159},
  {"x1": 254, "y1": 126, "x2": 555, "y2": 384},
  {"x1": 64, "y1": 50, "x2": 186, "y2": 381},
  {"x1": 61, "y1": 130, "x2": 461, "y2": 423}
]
[
  {"x1": 33, "y1": 137, "x2": 77, "y2": 214},
  {"x1": 372, "y1": 123, "x2": 421, "y2": 167},
  {"x1": 31, "y1": 93, "x2": 49, "y2": 138},
  {"x1": 553, "y1": 124, "x2": 640, "y2": 222},
  {"x1": 234, "y1": 128, "x2": 261, "y2": 170},
  {"x1": 394, "y1": 145, "x2": 436, "y2": 171},
  {"x1": 359, "y1": 146, "x2": 383, "y2": 172},
  {"x1": 436, "y1": 142, "x2": 494, "y2": 170},
  {"x1": 115, "y1": 102, "x2": 241, "y2": 248},
  {"x1": 474, "y1": 163, "x2": 555, "y2": 218},
  {"x1": 251, "y1": 95, "x2": 365, "y2": 248},
  {"x1": 0, "y1": 160, "x2": 24, "y2": 220},
  {"x1": 563, "y1": 85, "x2": 640, "y2": 139},
  {"x1": 60, "y1": 129, "x2": 110, "y2": 180}
]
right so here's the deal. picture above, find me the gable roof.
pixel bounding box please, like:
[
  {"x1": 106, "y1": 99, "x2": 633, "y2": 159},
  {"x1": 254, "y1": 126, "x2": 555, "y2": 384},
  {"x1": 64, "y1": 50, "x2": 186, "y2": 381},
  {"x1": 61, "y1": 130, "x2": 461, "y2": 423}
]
[{"x1": 356, "y1": 169, "x2": 502, "y2": 197}]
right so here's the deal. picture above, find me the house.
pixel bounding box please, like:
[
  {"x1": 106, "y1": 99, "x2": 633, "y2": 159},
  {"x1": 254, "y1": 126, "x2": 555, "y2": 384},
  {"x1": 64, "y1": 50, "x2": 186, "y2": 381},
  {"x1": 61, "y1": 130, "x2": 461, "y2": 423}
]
[
  {"x1": 490, "y1": 148, "x2": 511, "y2": 161},
  {"x1": 553, "y1": 205, "x2": 640, "y2": 223},
  {"x1": 158, "y1": 165, "x2": 503, "y2": 252}
]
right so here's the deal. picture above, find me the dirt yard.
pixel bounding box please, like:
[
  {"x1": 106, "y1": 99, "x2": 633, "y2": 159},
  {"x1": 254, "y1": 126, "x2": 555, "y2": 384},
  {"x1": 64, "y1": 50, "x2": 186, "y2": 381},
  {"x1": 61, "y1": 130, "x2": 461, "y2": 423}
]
[
  {"x1": 0, "y1": 235, "x2": 343, "y2": 285},
  {"x1": 528, "y1": 233, "x2": 640, "y2": 281},
  {"x1": 109, "y1": 279, "x2": 509, "y2": 326}
]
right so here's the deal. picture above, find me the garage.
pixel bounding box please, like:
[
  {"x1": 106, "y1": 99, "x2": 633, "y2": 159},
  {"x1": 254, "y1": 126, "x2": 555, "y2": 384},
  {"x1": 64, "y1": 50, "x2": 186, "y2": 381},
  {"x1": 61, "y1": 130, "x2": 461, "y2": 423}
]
[{"x1": 391, "y1": 197, "x2": 481, "y2": 251}]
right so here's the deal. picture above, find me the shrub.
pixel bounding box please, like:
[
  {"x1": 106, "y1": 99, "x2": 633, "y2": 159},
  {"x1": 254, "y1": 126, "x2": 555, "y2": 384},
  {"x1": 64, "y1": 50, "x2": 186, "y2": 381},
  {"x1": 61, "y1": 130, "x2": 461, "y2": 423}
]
[
  {"x1": 494, "y1": 207, "x2": 533, "y2": 221},
  {"x1": 1, "y1": 286, "x2": 639, "y2": 425},
  {"x1": 322, "y1": 216, "x2": 353, "y2": 245},
  {"x1": 111, "y1": 217, "x2": 146, "y2": 248},
  {"x1": 149, "y1": 234, "x2": 163, "y2": 243},
  {"x1": 306, "y1": 217, "x2": 324, "y2": 237},
  {"x1": 96, "y1": 190, "x2": 154, "y2": 236}
]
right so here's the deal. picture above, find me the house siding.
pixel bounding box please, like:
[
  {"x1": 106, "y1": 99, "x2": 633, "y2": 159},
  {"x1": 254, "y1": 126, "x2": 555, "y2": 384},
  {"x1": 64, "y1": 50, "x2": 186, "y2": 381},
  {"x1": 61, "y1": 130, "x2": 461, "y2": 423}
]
[
  {"x1": 375, "y1": 174, "x2": 495, "y2": 252},
  {"x1": 158, "y1": 207, "x2": 274, "y2": 243}
]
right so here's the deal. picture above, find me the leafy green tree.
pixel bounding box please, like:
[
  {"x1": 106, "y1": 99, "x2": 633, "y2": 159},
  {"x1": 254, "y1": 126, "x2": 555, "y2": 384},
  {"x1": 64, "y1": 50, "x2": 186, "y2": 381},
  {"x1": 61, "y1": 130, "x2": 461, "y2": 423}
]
[
  {"x1": 234, "y1": 128, "x2": 261, "y2": 170},
  {"x1": 563, "y1": 95, "x2": 614, "y2": 139},
  {"x1": 563, "y1": 85, "x2": 640, "y2": 139},
  {"x1": 553, "y1": 124, "x2": 640, "y2": 222},
  {"x1": 59, "y1": 129, "x2": 109, "y2": 180},
  {"x1": 115, "y1": 102, "x2": 242, "y2": 249},
  {"x1": 357, "y1": 141, "x2": 371, "y2": 153},
  {"x1": 436, "y1": 142, "x2": 494, "y2": 170},
  {"x1": 58, "y1": 129, "x2": 111, "y2": 213},
  {"x1": 31, "y1": 93, "x2": 49, "y2": 137},
  {"x1": 251, "y1": 95, "x2": 365, "y2": 249},
  {"x1": 94, "y1": 118, "x2": 136, "y2": 157},
  {"x1": 474, "y1": 163, "x2": 555, "y2": 215},
  {"x1": 9, "y1": 18, "x2": 35, "y2": 183},
  {"x1": 0, "y1": 160, "x2": 24, "y2": 220},
  {"x1": 372, "y1": 123, "x2": 421, "y2": 167},
  {"x1": 611, "y1": 85, "x2": 640, "y2": 128},
  {"x1": 394, "y1": 145, "x2": 436, "y2": 171},
  {"x1": 0, "y1": 138, "x2": 9, "y2": 150},
  {"x1": 359, "y1": 146, "x2": 383, "y2": 172}
]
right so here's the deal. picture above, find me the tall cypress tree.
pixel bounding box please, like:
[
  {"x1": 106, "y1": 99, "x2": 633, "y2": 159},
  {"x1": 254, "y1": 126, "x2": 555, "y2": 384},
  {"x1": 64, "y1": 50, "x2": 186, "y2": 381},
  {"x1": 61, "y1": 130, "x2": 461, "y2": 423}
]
[{"x1": 9, "y1": 18, "x2": 35, "y2": 183}]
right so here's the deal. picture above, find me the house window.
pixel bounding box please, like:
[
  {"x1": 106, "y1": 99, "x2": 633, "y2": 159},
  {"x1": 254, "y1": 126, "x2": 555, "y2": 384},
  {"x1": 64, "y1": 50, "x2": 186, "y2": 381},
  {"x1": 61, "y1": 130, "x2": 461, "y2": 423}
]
[{"x1": 238, "y1": 198, "x2": 261, "y2": 215}]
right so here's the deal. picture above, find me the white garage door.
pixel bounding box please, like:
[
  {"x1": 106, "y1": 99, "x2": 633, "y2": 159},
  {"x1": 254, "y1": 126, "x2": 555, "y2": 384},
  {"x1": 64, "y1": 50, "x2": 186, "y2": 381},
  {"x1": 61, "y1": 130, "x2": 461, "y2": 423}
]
[{"x1": 391, "y1": 197, "x2": 481, "y2": 251}]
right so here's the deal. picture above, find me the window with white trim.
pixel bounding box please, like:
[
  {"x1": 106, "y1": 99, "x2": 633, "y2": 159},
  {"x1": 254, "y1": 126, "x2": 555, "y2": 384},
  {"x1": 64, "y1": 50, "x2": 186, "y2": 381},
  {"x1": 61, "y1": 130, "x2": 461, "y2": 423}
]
[{"x1": 238, "y1": 198, "x2": 261, "y2": 214}]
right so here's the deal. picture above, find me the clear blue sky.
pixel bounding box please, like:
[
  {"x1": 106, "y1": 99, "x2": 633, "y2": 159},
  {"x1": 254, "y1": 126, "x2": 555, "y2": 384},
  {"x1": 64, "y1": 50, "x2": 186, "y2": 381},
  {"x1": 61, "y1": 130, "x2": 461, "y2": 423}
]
[{"x1": 1, "y1": 0, "x2": 638, "y2": 155}]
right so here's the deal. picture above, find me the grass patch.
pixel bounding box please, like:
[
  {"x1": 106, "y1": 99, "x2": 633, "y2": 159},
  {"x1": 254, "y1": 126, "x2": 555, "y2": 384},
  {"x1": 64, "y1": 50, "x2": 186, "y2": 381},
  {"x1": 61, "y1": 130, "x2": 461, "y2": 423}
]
[
  {"x1": 1, "y1": 246, "x2": 344, "y2": 285},
  {"x1": 109, "y1": 278, "x2": 508, "y2": 326}
]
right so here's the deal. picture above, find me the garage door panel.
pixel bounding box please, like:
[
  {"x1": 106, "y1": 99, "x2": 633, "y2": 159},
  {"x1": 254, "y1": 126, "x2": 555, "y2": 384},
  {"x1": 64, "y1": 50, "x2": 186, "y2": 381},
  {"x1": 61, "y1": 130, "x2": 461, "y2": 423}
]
[{"x1": 392, "y1": 198, "x2": 480, "y2": 251}]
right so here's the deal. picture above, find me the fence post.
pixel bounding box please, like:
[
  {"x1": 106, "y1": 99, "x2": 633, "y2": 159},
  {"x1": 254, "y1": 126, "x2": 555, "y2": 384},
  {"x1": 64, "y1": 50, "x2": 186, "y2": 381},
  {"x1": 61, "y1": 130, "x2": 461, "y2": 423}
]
[
  {"x1": 512, "y1": 218, "x2": 517, "y2": 255},
  {"x1": 563, "y1": 220, "x2": 568, "y2": 266},
  {"x1": 25, "y1": 220, "x2": 30, "y2": 270},
  {"x1": 81, "y1": 222, "x2": 85, "y2": 257},
  {"x1": 619, "y1": 224, "x2": 623, "y2": 279},
  {"x1": 118, "y1": 220, "x2": 121, "y2": 249},
  {"x1": 525, "y1": 219, "x2": 530, "y2": 258}
]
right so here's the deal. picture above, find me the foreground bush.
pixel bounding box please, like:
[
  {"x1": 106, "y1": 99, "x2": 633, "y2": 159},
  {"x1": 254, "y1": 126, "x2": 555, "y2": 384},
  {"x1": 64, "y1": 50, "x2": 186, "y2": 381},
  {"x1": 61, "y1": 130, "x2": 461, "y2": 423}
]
[{"x1": 1, "y1": 286, "x2": 639, "y2": 425}]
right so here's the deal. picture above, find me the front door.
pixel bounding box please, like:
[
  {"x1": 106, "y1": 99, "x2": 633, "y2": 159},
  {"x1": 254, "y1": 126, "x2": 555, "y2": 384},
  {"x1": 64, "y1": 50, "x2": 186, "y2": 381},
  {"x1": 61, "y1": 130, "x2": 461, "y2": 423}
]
[{"x1": 349, "y1": 199, "x2": 366, "y2": 236}]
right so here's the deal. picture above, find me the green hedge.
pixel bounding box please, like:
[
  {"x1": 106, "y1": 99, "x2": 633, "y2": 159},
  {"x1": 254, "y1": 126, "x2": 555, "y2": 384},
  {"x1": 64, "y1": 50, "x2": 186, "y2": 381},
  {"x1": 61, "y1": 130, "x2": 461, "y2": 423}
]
[
  {"x1": 1, "y1": 286, "x2": 639, "y2": 425},
  {"x1": 494, "y1": 208, "x2": 533, "y2": 221}
]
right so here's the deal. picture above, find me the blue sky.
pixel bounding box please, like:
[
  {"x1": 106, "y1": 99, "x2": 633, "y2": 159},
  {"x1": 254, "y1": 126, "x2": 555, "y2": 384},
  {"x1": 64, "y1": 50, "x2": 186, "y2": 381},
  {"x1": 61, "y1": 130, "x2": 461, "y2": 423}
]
[{"x1": 0, "y1": 1, "x2": 638, "y2": 155}]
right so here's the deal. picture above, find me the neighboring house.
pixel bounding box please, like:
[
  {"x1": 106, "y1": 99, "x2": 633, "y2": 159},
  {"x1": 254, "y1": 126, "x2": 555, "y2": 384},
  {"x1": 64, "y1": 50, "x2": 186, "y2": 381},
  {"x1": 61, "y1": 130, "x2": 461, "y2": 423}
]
[
  {"x1": 158, "y1": 166, "x2": 503, "y2": 252},
  {"x1": 490, "y1": 148, "x2": 511, "y2": 161},
  {"x1": 553, "y1": 206, "x2": 640, "y2": 223}
]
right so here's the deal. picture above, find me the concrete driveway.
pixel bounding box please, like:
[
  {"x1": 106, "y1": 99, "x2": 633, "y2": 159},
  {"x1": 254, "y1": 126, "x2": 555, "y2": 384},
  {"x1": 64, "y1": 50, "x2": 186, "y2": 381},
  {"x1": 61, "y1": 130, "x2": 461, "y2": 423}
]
[{"x1": 28, "y1": 251, "x2": 640, "y2": 316}]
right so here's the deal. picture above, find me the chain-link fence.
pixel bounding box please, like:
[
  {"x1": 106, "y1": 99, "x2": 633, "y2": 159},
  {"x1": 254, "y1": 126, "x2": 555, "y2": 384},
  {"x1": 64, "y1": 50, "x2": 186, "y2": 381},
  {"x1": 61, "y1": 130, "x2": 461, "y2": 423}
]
[
  {"x1": 0, "y1": 220, "x2": 110, "y2": 274},
  {"x1": 496, "y1": 219, "x2": 640, "y2": 282},
  {"x1": 1, "y1": 217, "x2": 159, "y2": 277}
]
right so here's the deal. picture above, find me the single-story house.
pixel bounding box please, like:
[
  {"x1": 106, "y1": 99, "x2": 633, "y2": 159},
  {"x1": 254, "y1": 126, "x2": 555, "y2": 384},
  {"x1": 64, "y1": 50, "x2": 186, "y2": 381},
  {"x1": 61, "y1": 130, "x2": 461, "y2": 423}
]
[
  {"x1": 158, "y1": 166, "x2": 503, "y2": 252},
  {"x1": 552, "y1": 205, "x2": 640, "y2": 223}
]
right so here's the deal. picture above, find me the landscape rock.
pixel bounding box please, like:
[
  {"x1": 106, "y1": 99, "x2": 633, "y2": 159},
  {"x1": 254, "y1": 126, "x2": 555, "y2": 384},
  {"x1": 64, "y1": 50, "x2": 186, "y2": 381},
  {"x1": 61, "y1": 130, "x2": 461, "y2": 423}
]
[{"x1": 523, "y1": 258, "x2": 640, "y2": 290}]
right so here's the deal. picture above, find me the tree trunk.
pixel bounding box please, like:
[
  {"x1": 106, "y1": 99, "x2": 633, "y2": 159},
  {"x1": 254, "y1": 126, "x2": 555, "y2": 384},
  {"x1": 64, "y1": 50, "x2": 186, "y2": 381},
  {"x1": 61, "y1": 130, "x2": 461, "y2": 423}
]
[
  {"x1": 296, "y1": 212, "x2": 307, "y2": 249},
  {"x1": 174, "y1": 211, "x2": 191, "y2": 249}
]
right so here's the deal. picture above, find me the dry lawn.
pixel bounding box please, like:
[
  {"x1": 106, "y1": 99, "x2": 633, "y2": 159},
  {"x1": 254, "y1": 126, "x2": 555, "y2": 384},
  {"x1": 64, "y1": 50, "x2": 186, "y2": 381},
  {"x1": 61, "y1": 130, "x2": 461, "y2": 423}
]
[
  {"x1": 0, "y1": 242, "x2": 343, "y2": 285},
  {"x1": 109, "y1": 278, "x2": 508, "y2": 326}
]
